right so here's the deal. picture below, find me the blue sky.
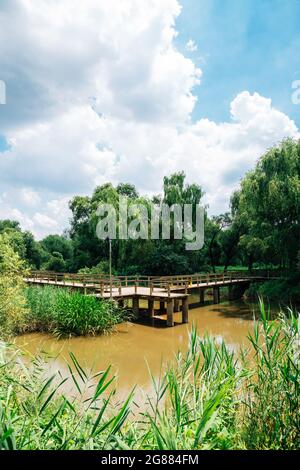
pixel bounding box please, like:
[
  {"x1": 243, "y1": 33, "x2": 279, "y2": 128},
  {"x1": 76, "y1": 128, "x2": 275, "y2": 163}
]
[
  {"x1": 176, "y1": 0, "x2": 300, "y2": 125},
  {"x1": 0, "y1": 135, "x2": 10, "y2": 152},
  {"x1": 0, "y1": 0, "x2": 299, "y2": 238}
]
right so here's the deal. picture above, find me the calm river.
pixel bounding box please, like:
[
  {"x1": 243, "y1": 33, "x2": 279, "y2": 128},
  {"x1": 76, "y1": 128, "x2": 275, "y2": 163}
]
[{"x1": 14, "y1": 296, "x2": 260, "y2": 406}]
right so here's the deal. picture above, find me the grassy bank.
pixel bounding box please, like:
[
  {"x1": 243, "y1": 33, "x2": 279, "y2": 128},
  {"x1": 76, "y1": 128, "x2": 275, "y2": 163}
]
[
  {"x1": 0, "y1": 302, "x2": 299, "y2": 450},
  {"x1": 0, "y1": 285, "x2": 130, "y2": 339}
]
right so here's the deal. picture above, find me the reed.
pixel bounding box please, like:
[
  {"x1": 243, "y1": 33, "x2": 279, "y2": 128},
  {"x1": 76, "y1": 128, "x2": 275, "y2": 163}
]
[
  {"x1": 242, "y1": 300, "x2": 300, "y2": 449},
  {"x1": 22, "y1": 286, "x2": 130, "y2": 337}
]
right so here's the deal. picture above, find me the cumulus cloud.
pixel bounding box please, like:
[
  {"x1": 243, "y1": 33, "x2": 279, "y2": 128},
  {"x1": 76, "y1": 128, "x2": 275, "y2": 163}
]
[{"x1": 0, "y1": 1, "x2": 298, "y2": 238}]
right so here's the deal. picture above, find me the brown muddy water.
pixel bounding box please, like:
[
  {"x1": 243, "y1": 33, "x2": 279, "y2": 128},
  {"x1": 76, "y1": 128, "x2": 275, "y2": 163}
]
[{"x1": 14, "y1": 296, "x2": 261, "y2": 407}]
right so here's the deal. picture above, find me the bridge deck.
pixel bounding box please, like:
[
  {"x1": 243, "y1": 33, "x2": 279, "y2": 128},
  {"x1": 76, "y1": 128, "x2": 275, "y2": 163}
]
[
  {"x1": 25, "y1": 278, "x2": 189, "y2": 300},
  {"x1": 24, "y1": 276, "x2": 253, "y2": 299},
  {"x1": 24, "y1": 270, "x2": 281, "y2": 327}
]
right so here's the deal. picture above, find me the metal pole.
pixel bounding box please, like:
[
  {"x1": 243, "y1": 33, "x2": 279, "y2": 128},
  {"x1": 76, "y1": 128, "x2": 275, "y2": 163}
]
[{"x1": 109, "y1": 238, "x2": 112, "y2": 299}]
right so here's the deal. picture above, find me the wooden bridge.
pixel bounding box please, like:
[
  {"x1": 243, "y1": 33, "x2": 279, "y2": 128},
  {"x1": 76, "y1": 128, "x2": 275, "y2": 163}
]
[{"x1": 24, "y1": 270, "x2": 280, "y2": 327}]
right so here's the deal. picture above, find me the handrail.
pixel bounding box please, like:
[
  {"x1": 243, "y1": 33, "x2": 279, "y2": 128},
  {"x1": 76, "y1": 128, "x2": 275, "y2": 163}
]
[{"x1": 25, "y1": 268, "x2": 284, "y2": 297}]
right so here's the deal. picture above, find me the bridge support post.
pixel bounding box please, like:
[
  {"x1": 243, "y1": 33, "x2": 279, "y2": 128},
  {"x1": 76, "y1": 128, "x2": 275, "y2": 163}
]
[
  {"x1": 174, "y1": 299, "x2": 180, "y2": 312},
  {"x1": 213, "y1": 286, "x2": 220, "y2": 304},
  {"x1": 148, "y1": 298, "x2": 154, "y2": 318},
  {"x1": 182, "y1": 297, "x2": 189, "y2": 324},
  {"x1": 228, "y1": 285, "x2": 235, "y2": 301},
  {"x1": 199, "y1": 289, "x2": 205, "y2": 305},
  {"x1": 132, "y1": 297, "x2": 139, "y2": 316},
  {"x1": 118, "y1": 299, "x2": 124, "y2": 308},
  {"x1": 228, "y1": 283, "x2": 248, "y2": 301},
  {"x1": 167, "y1": 299, "x2": 174, "y2": 327}
]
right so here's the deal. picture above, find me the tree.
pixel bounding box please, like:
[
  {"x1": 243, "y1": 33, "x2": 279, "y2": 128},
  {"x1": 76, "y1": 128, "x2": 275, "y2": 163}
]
[
  {"x1": 0, "y1": 233, "x2": 27, "y2": 337},
  {"x1": 238, "y1": 235, "x2": 266, "y2": 271},
  {"x1": 204, "y1": 214, "x2": 231, "y2": 272},
  {"x1": 40, "y1": 235, "x2": 73, "y2": 261},
  {"x1": 0, "y1": 220, "x2": 21, "y2": 232},
  {"x1": 163, "y1": 171, "x2": 204, "y2": 206},
  {"x1": 219, "y1": 222, "x2": 242, "y2": 271},
  {"x1": 145, "y1": 244, "x2": 190, "y2": 276},
  {"x1": 116, "y1": 183, "x2": 139, "y2": 199},
  {"x1": 0, "y1": 220, "x2": 43, "y2": 268},
  {"x1": 232, "y1": 138, "x2": 300, "y2": 269},
  {"x1": 68, "y1": 173, "x2": 206, "y2": 275}
]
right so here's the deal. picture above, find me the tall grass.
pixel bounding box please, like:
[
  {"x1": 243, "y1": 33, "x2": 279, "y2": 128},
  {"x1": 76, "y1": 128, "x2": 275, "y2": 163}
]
[
  {"x1": 0, "y1": 343, "x2": 134, "y2": 450},
  {"x1": 242, "y1": 300, "x2": 300, "y2": 449},
  {"x1": 0, "y1": 301, "x2": 299, "y2": 450},
  {"x1": 22, "y1": 286, "x2": 130, "y2": 337}
]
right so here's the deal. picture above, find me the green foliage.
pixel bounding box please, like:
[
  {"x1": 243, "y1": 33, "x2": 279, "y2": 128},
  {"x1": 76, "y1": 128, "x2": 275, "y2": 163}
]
[
  {"x1": 40, "y1": 234, "x2": 73, "y2": 272},
  {"x1": 44, "y1": 252, "x2": 67, "y2": 273},
  {"x1": 242, "y1": 301, "x2": 300, "y2": 449},
  {"x1": 245, "y1": 276, "x2": 300, "y2": 304},
  {"x1": 78, "y1": 261, "x2": 111, "y2": 276},
  {"x1": 0, "y1": 220, "x2": 43, "y2": 269},
  {"x1": 68, "y1": 173, "x2": 205, "y2": 275},
  {"x1": 139, "y1": 331, "x2": 243, "y2": 450},
  {"x1": 0, "y1": 303, "x2": 299, "y2": 450},
  {"x1": 145, "y1": 244, "x2": 190, "y2": 275},
  {"x1": 232, "y1": 138, "x2": 300, "y2": 269},
  {"x1": 0, "y1": 234, "x2": 27, "y2": 338},
  {"x1": 23, "y1": 286, "x2": 130, "y2": 337},
  {"x1": 1, "y1": 139, "x2": 299, "y2": 293},
  {"x1": 0, "y1": 346, "x2": 134, "y2": 450}
]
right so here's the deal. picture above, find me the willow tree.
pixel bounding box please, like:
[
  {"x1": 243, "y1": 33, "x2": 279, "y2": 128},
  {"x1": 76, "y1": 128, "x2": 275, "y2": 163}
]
[{"x1": 232, "y1": 138, "x2": 300, "y2": 269}]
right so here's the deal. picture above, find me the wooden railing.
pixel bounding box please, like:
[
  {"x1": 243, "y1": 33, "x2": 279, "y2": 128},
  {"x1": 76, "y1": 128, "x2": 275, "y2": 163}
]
[{"x1": 25, "y1": 269, "x2": 283, "y2": 298}]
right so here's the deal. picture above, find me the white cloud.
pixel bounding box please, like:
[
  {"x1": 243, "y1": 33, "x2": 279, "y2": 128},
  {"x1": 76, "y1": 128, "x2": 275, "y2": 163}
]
[
  {"x1": 0, "y1": 1, "x2": 298, "y2": 239},
  {"x1": 186, "y1": 39, "x2": 198, "y2": 52}
]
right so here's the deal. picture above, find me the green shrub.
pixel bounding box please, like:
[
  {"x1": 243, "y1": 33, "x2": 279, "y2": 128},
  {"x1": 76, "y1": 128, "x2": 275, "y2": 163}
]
[
  {"x1": 245, "y1": 276, "x2": 300, "y2": 304},
  {"x1": 242, "y1": 300, "x2": 300, "y2": 449},
  {"x1": 23, "y1": 286, "x2": 130, "y2": 337},
  {"x1": 53, "y1": 290, "x2": 127, "y2": 337}
]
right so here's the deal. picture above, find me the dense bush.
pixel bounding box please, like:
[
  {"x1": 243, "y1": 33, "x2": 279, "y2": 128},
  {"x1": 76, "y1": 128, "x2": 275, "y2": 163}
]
[
  {"x1": 245, "y1": 276, "x2": 300, "y2": 305},
  {"x1": 23, "y1": 286, "x2": 130, "y2": 338}
]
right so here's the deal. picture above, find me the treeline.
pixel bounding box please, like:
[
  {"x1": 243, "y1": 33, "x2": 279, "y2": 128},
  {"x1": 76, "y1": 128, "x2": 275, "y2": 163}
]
[{"x1": 1, "y1": 138, "x2": 299, "y2": 277}]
